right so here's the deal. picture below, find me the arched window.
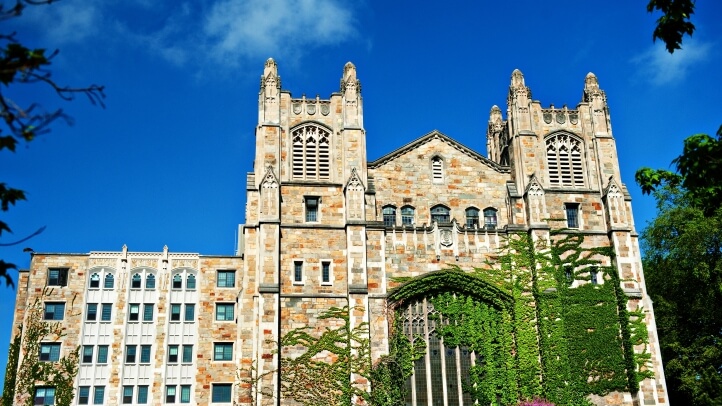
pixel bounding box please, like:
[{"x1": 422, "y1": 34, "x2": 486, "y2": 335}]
[
  {"x1": 292, "y1": 125, "x2": 330, "y2": 181},
  {"x1": 431, "y1": 205, "x2": 450, "y2": 224},
  {"x1": 145, "y1": 274, "x2": 156, "y2": 289},
  {"x1": 187, "y1": 274, "x2": 196, "y2": 290},
  {"x1": 465, "y1": 208, "x2": 479, "y2": 228},
  {"x1": 546, "y1": 133, "x2": 584, "y2": 187},
  {"x1": 382, "y1": 206, "x2": 397, "y2": 227},
  {"x1": 172, "y1": 274, "x2": 183, "y2": 290},
  {"x1": 104, "y1": 273, "x2": 114, "y2": 289},
  {"x1": 131, "y1": 273, "x2": 142, "y2": 289},
  {"x1": 401, "y1": 206, "x2": 415, "y2": 226},
  {"x1": 400, "y1": 298, "x2": 475, "y2": 405},
  {"x1": 89, "y1": 273, "x2": 100, "y2": 288},
  {"x1": 431, "y1": 156, "x2": 444, "y2": 183},
  {"x1": 483, "y1": 208, "x2": 498, "y2": 230}
]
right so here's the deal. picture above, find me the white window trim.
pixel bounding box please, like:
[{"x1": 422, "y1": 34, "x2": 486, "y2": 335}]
[
  {"x1": 320, "y1": 260, "x2": 333, "y2": 286},
  {"x1": 293, "y1": 261, "x2": 305, "y2": 285}
]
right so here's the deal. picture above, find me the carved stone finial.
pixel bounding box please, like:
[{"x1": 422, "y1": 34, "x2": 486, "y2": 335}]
[
  {"x1": 260, "y1": 57, "x2": 280, "y2": 90},
  {"x1": 489, "y1": 105, "x2": 502, "y2": 123},
  {"x1": 511, "y1": 69, "x2": 525, "y2": 87},
  {"x1": 344, "y1": 61, "x2": 356, "y2": 78},
  {"x1": 340, "y1": 61, "x2": 361, "y2": 95},
  {"x1": 264, "y1": 58, "x2": 277, "y2": 76},
  {"x1": 585, "y1": 72, "x2": 599, "y2": 90}
]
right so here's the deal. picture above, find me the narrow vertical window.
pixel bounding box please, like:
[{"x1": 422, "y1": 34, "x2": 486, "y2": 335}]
[
  {"x1": 166, "y1": 386, "x2": 177, "y2": 403},
  {"x1": 294, "y1": 261, "x2": 303, "y2": 284},
  {"x1": 181, "y1": 385, "x2": 192, "y2": 403},
  {"x1": 185, "y1": 304, "x2": 195, "y2": 321},
  {"x1": 137, "y1": 386, "x2": 149, "y2": 404},
  {"x1": 78, "y1": 386, "x2": 90, "y2": 404},
  {"x1": 431, "y1": 156, "x2": 444, "y2": 182},
  {"x1": 170, "y1": 304, "x2": 181, "y2": 321},
  {"x1": 182, "y1": 345, "x2": 193, "y2": 363},
  {"x1": 590, "y1": 267, "x2": 599, "y2": 285},
  {"x1": 128, "y1": 304, "x2": 139, "y2": 321},
  {"x1": 292, "y1": 125, "x2": 331, "y2": 180},
  {"x1": 143, "y1": 304, "x2": 154, "y2": 322},
  {"x1": 483, "y1": 208, "x2": 498, "y2": 230},
  {"x1": 97, "y1": 345, "x2": 109, "y2": 363},
  {"x1": 131, "y1": 273, "x2": 142, "y2": 288},
  {"x1": 89, "y1": 273, "x2": 100, "y2": 288},
  {"x1": 172, "y1": 273, "x2": 183, "y2": 289},
  {"x1": 564, "y1": 266, "x2": 573, "y2": 284},
  {"x1": 186, "y1": 274, "x2": 196, "y2": 290},
  {"x1": 383, "y1": 206, "x2": 397, "y2": 227},
  {"x1": 305, "y1": 197, "x2": 319, "y2": 222},
  {"x1": 86, "y1": 303, "x2": 98, "y2": 321},
  {"x1": 401, "y1": 206, "x2": 415, "y2": 225},
  {"x1": 93, "y1": 386, "x2": 105, "y2": 404},
  {"x1": 145, "y1": 273, "x2": 155, "y2": 289},
  {"x1": 122, "y1": 386, "x2": 133, "y2": 404},
  {"x1": 321, "y1": 262, "x2": 331, "y2": 284},
  {"x1": 82, "y1": 345, "x2": 93, "y2": 363},
  {"x1": 168, "y1": 345, "x2": 179, "y2": 363},
  {"x1": 103, "y1": 273, "x2": 114, "y2": 289},
  {"x1": 125, "y1": 345, "x2": 137, "y2": 363},
  {"x1": 140, "y1": 345, "x2": 151, "y2": 363},
  {"x1": 465, "y1": 208, "x2": 479, "y2": 228},
  {"x1": 101, "y1": 303, "x2": 112, "y2": 321},
  {"x1": 565, "y1": 203, "x2": 580, "y2": 228}
]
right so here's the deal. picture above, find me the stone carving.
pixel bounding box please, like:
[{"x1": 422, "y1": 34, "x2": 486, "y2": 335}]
[
  {"x1": 307, "y1": 103, "x2": 316, "y2": 115},
  {"x1": 261, "y1": 166, "x2": 279, "y2": 189},
  {"x1": 89, "y1": 258, "x2": 116, "y2": 267},
  {"x1": 569, "y1": 112, "x2": 579, "y2": 125},
  {"x1": 543, "y1": 111, "x2": 552, "y2": 124},
  {"x1": 345, "y1": 167, "x2": 365, "y2": 192},
  {"x1": 556, "y1": 111, "x2": 566, "y2": 124},
  {"x1": 440, "y1": 229, "x2": 453, "y2": 247},
  {"x1": 321, "y1": 103, "x2": 330, "y2": 116},
  {"x1": 293, "y1": 103, "x2": 302, "y2": 115}
]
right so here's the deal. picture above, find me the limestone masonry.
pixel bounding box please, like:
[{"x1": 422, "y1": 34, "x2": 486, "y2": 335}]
[{"x1": 9, "y1": 59, "x2": 668, "y2": 405}]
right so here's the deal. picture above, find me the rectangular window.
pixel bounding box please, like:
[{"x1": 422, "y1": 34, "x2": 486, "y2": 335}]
[
  {"x1": 137, "y1": 386, "x2": 149, "y2": 404},
  {"x1": 214, "y1": 343, "x2": 233, "y2": 361},
  {"x1": 565, "y1": 203, "x2": 580, "y2": 229},
  {"x1": 125, "y1": 345, "x2": 137, "y2": 364},
  {"x1": 93, "y1": 386, "x2": 105, "y2": 404},
  {"x1": 82, "y1": 345, "x2": 93, "y2": 364},
  {"x1": 47, "y1": 268, "x2": 68, "y2": 286},
  {"x1": 182, "y1": 345, "x2": 193, "y2": 363},
  {"x1": 97, "y1": 345, "x2": 108, "y2": 364},
  {"x1": 166, "y1": 386, "x2": 176, "y2": 403},
  {"x1": 591, "y1": 267, "x2": 599, "y2": 285},
  {"x1": 212, "y1": 383, "x2": 232, "y2": 403},
  {"x1": 128, "y1": 303, "x2": 140, "y2": 321},
  {"x1": 140, "y1": 344, "x2": 151, "y2": 363},
  {"x1": 100, "y1": 303, "x2": 112, "y2": 321},
  {"x1": 78, "y1": 386, "x2": 90, "y2": 404},
  {"x1": 168, "y1": 345, "x2": 179, "y2": 363},
  {"x1": 122, "y1": 386, "x2": 133, "y2": 404},
  {"x1": 34, "y1": 387, "x2": 56, "y2": 405},
  {"x1": 294, "y1": 261, "x2": 303, "y2": 284},
  {"x1": 401, "y1": 207, "x2": 415, "y2": 225},
  {"x1": 305, "y1": 197, "x2": 319, "y2": 222},
  {"x1": 185, "y1": 304, "x2": 195, "y2": 321},
  {"x1": 39, "y1": 343, "x2": 61, "y2": 362},
  {"x1": 180, "y1": 385, "x2": 191, "y2": 403},
  {"x1": 43, "y1": 302, "x2": 65, "y2": 320},
  {"x1": 217, "y1": 270, "x2": 235, "y2": 288},
  {"x1": 321, "y1": 262, "x2": 331, "y2": 284},
  {"x1": 170, "y1": 304, "x2": 181, "y2": 321},
  {"x1": 215, "y1": 303, "x2": 235, "y2": 321},
  {"x1": 86, "y1": 303, "x2": 98, "y2": 321},
  {"x1": 143, "y1": 304, "x2": 153, "y2": 321}
]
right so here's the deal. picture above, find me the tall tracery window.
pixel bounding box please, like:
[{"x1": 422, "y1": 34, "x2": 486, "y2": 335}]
[
  {"x1": 400, "y1": 298, "x2": 475, "y2": 406},
  {"x1": 546, "y1": 133, "x2": 584, "y2": 187},
  {"x1": 292, "y1": 125, "x2": 330, "y2": 181}
]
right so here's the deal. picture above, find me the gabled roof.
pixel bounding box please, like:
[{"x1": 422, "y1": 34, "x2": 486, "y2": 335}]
[{"x1": 367, "y1": 130, "x2": 508, "y2": 172}]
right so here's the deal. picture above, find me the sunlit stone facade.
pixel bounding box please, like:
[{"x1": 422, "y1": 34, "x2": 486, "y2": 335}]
[{"x1": 9, "y1": 60, "x2": 668, "y2": 405}]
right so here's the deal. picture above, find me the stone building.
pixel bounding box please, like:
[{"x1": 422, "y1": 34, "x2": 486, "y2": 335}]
[{"x1": 9, "y1": 59, "x2": 668, "y2": 406}]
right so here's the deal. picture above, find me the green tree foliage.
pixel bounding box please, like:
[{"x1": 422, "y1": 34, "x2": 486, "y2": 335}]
[
  {"x1": 641, "y1": 186, "x2": 722, "y2": 405},
  {"x1": 0, "y1": 0, "x2": 104, "y2": 286},
  {"x1": 636, "y1": 125, "x2": 722, "y2": 216},
  {"x1": 647, "y1": 0, "x2": 696, "y2": 53}
]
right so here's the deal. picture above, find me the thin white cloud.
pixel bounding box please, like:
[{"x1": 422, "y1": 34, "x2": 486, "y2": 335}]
[
  {"x1": 202, "y1": 0, "x2": 357, "y2": 66},
  {"x1": 19, "y1": 1, "x2": 102, "y2": 45},
  {"x1": 632, "y1": 40, "x2": 712, "y2": 86}
]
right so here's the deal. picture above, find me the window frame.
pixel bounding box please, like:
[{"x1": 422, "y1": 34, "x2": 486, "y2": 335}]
[
  {"x1": 217, "y1": 270, "x2": 235, "y2": 288},
  {"x1": 78, "y1": 386, "x2": 90, "y2": 405},
  {"x1": 128, "y1": 303, "x2": 140, "y2": 322},
  {"x1": 211, "y1": 383, "x2": 233, "y2": 403},
  {"x1": 293, "y1": 261, "x2": 303, "y2": 285},
  {"x1": 166, "y1": 386, "x2": 177, "y2": 403},
  {"x1": 305, "y1": 196, "x2": 320, "y2": 222},
  {"x1": 321, "y1": 261, "x2": 332, "y2": 285},
  {"x1": 86, "y1": 303, "x2": 98, "y2": 321},
  {"x1": 565, "y1": 203, "x2": 580, "y2": 229},
  {"x1": 139, "y1": 344, "x2": 151, "y2": 363},
  {"x1": 39, "y1": 342, "x2": 61, "y2": 362},
  {"x1": 89, "y1": 272, "x2": 100, "y2": 289},
  {"x1": 82, "y1": 345, "x2": 93, "y2": 364},
  {"x1": 34, "y1": 386, "x2": 56, "y2": 406},
  {"x1": 97, "y1": 345, "x2": 109, "y2": 364},
  {"x1": 182, "y1": 344, "x2": 193, "y2": 364},
  {"x1": 170, "y1": 304, "x2": 181, "y2": 321},
  {"x1": 122, "y1": 386, "x2": 133, "y2": 404},
  {"x1": 184, "y1": 304, "x2": 195, "y2": 322},
  {"x1": 483, "y1": 208, "x2": 498, "y2": 230},
  {"x1": 382, "y1": 205, "x2": 397, "y2": 227},
  {"x1": 168, "y1": 345, "x2": 179, "y2": 363},
  {"x1": 430, "y1": 156, "x2": 444, "y2": 183},
  {"x1": 93, "y1": 386, "x2": 105, "y2": 405},
  {"x1": 180, "y1": 385, "x2": 191, "y2": 403},
  {"x1": 172, "y1": 273, "x2": 183, "y2": 290},
  {"x1": 430, "y1": 205, "x2": 450, "y2": 224},
  {"x1": 137, "y1": 385, "x2": 149, "y2": 404},
  {"x1": 47, "y1": 268, "x2": 68, "y2": 287},
  {"x1": 401, "y1": 206, "x2": 415, "y2": 226},
  {"x1": 43, "y1": 302, "x2": 65, "y2": 321},
  {"x1": 465, "y1": 207, "x2": 480, "y2": 228},
  {"x1": 215, "y1": 303, "x2": 235, "y2": 322},
  {"x1": 125, "y1": 345, "x2": 137, "y2": 364},
  {"x1": 100, "y1": 303, "x2": 112, "y2": 321},
  {"x1": 546, "y1": 132, "x2": 585, "y2": 187},
  {"x1": 213, "y1": 342, "x2": 233, "y2": 361}
]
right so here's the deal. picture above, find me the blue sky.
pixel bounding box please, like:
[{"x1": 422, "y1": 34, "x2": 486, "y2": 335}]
[{"x1": 0, "y1": 0, "x2": 720, "y2": 384}]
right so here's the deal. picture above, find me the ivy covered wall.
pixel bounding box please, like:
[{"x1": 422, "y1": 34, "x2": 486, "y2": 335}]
[{"x1": 373, "y1": 231, "x2": 651, "y2": 406}]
